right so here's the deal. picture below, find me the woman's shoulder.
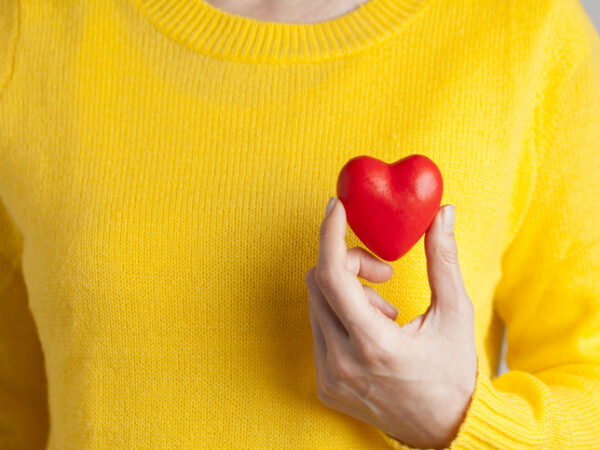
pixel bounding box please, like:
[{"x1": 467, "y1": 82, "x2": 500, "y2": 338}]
[{"x1": 496, "y1": 0, "x2": 599, "y2": 89}]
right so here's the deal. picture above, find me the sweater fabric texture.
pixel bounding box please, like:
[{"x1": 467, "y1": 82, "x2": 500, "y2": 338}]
[{"x1": 1, "y1": 0, "x2": 600, "y2": 448}]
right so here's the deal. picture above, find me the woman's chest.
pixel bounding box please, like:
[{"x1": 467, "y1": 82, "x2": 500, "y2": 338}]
[{"x1": 0, "y1": 55, "x2": 536, "y2": 339}]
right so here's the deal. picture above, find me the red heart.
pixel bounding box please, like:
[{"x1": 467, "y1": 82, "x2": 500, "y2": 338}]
[{"x1": 336, "y1": 154, "x2": 443, "y2": 262}]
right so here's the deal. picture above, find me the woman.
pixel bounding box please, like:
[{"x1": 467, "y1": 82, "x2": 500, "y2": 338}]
[{"x1": 0, "y1": 0, "x2": 599, "y2": 448}]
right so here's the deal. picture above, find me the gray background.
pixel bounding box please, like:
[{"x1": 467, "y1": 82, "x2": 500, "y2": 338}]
[
  {"x1": 581, "y1": 0, "x2": 600, "y2": 32},
  {"x1": 496, "y1": 0, "x2": 598, "y2": 377}
]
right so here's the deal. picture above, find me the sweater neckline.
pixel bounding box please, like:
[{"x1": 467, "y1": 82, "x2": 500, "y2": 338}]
[{"x1": 132, "y1": 0, "x2": 429, "y2": 63}]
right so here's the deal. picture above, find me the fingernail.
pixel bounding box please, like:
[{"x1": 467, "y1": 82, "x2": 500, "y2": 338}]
[
  {"x1": 325, "y1": 197, "x2": 336, "y2": 218},
  {"x1": 443, "y1": 205, "x2": 455, "y2": 232}
]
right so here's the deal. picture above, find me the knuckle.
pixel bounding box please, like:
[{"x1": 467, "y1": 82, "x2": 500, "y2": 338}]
[
  {"x1": 356, "y1": 338, "x2": 388, "y2": 367},
  {"x1": 319, "y1": 370, "x2": 339, "y2": 396},
  {"x1": 437, "y1": 242, "x2": 459, "y2": 265},
  {"x1": 314, "y1": 266, "x2": 339, "y2": 289},
  {"x1": 329, "y1": 358, "x2": 354, "y2": 384},
  {"x1": 345, "y1": 251, "x2": 360, "y2": 274},
  {"x1": 450, "y1": 290, "x2": 474, "y2": 316}
]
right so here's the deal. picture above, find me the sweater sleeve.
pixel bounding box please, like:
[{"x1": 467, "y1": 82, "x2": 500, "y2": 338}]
[
  {"x1": 1, "y1": 1, "x2": 49, "y2": 447},
  {"x1": 378, "y1": 1, "x2": 600, "y2": 448},
  {"x1": 0, "y1": 199, "x2": 49, "y2": 449}
]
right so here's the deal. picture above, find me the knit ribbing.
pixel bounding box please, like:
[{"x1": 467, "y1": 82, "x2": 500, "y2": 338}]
[{"x1": 131, "y1": 0, "x2": 429, "y2": 63}]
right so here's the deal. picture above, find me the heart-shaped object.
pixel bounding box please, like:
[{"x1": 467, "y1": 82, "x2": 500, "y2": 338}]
[{"x1": 336, "y1": 154, "x2": 443, "y2": 261}]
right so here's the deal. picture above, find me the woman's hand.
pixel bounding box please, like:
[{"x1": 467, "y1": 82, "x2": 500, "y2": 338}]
[{"x1": 304, "y1": 197, "x2": 477, "y2": 449}]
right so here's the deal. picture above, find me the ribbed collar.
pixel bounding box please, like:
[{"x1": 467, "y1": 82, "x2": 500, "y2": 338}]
[{"x1": 132, "y1": 0, "x2": 429, "y2": 63}]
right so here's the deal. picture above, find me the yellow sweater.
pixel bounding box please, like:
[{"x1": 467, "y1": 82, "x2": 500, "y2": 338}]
[{"x1": 1, "y1": 0, "x2": 600, "y2": 448}]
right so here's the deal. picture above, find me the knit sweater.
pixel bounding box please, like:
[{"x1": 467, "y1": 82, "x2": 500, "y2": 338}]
[{"x1": 1, "y1": 0, "x2": 599, "y2": 448}]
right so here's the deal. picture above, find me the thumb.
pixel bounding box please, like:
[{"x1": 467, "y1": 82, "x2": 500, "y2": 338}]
[{"x1": 424, "y1": 205, "x2": 471, "y2": 320}]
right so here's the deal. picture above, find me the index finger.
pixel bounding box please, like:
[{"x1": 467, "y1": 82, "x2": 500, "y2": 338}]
[{"x1": 315, "y1": 197, "x2": 378, "y2": 336}]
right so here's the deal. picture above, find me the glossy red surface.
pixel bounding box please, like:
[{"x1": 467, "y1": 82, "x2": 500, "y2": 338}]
[{"x1": 336, "y1": 154, "x2": 443, "y2": 261}]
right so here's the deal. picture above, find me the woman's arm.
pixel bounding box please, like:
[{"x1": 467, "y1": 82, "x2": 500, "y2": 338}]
[
  {"x1": 1, "y1": 2, "x2": 49, "y2": 446},
  {"x1": 0, "y1": 198, "x2": 49, "y2": 448}
]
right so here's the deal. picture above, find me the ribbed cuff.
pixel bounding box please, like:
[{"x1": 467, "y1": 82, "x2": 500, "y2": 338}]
[
  {"x1": 447, "y1": 359, "x2": 536, "y2": 449},
  {"x1": 377, "y1": 356, "x2": 542, "y2": 449}
]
